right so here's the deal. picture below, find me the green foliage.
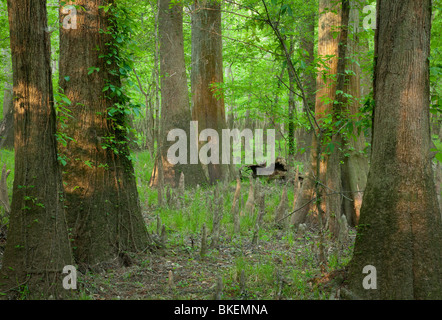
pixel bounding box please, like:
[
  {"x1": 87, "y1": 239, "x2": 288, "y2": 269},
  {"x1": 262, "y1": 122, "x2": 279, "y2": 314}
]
[
  {"x1": 95, "y1": 2, "x2": 144, "y2": 156},
  {"x1": 0, "y1": 148, "x2": 13, "y2": 225},
  {"x1": 432, "y1": 135, "x2": 442, "y2": 163},
  {"x1": 53, "y1": 90, "x2": 76, "y2": 166},
  {"x1": 431, "y1": 5, "x2": 442, "y2": 119}
]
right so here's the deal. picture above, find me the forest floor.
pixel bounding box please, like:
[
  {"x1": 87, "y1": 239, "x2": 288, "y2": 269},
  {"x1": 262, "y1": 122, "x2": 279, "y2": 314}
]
[
  {"x1": 72, "y1": 150, "x2": 357, "y2": 300},
  {"x1": 75, "y1": 219, "x2": 355, "y2": 300},
  {"x1": 0, "y1": 149, "x2": 356, "y2": 300}
]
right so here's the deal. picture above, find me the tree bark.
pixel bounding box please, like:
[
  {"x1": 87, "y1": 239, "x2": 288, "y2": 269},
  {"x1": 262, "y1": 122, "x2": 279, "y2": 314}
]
[
  {"x1": 59, "y1": 0, "x2": 149, "y2": 266},
  {"x1": 295, "y1": 0, "x2": 316, "y2": 164},
  {"x1": 340, "y1": 0, "x2": 369, "y2": 227},
  {"x1": 0, "y1": 61, "x2": 14, "y2": 150},
  {"x1": 287, "y1": 36, "x2": 296, "y2": 164},
  {"x1": 293, "y1": 0, "x2": 347, "y2": 236},
  {"x1": 347, "y1": 0, "x2": 442, "y2": 299},
  {"x1": 150, "y1": 0, "x2": 207, "y2": 188},
  {"x1": 0, "y1": 0, "x2": 73, "y2": 298},
  {"x1": 191, "y1": 0, "x2": 229, "y2": 184}
]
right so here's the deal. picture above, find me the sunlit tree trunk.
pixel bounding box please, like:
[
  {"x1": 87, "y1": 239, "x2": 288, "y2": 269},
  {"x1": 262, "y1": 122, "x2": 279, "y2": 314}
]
[
  {"x1": 150, "y1": 0, "x2": 207, "y2": 188},
  {"x1": 59, "y1": 0, "x2": 149, "y2": 266},
  {"x1": 191, "y1": 0, "x2": 229, "y2": 184},
  {"x1": 347, "y1": 0, "x2": 442, "y2": 299},
  {"x1": 0, "y1": 0, "x2": 73, "y2": 298},
  {"x1": 293, "y1": 0, "x2": 347, "y2": 236},
  {"x1": 293, "y1": 1, "x2": 367, "y2": 230}
]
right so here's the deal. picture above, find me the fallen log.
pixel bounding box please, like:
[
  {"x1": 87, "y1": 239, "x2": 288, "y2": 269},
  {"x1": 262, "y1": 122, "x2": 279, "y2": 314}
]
[{"x1": 240, "y1": 157, "x2": 304, "y2": 183}]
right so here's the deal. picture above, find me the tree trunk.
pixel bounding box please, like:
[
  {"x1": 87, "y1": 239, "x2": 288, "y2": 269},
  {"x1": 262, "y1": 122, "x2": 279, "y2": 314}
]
[
  {"x1": 153, "y1": 1, "x2": 161, "y2": 161},
  {"x1": 292, "y1": 0, "x2": 346, "y2": 236},
  {"x1": 150, "y1": 0, "x2": 207, "y2": 188},
  {"x1": 0, "y1": 62, "x2": 14, "y2": 150},
  {"x1": 59, "y1": 0, "x2": 149, "y2": 266},
  {"x1": 340, "y1": 0, "x2": 369, "y2": 227},
  {"x1": 191, "y1": 0, "x2": 229, "y2": 184},
  {"x1": 0, "y1": 0, "x2": 73, "y2": 298},
  {"x1": 295, "y1": 0, "x2": 316, "y2": 164},
  {"x1": 287, "y1": 36, "x2": 296, "y2": 165},
  {"x1": 347, "y1": 0, "x2": 442, "y2": 299},
  {"x1": 436, "y1": 161, "x2": 441, "y2": 215}
]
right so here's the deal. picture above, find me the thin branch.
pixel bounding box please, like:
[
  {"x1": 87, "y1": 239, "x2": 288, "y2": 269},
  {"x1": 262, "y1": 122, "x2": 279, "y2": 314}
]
[
  {"x1": 221, "y1": 9, "x2": 266, "y2": 22},
  {"x1": 278, "y1": 196, "x2": 318, "y2": 222},
  {"x1": 188, "y1": 22, "x2": 281, "y2": 57},
  {"x1": 263, "y1": 94, "x2": 289, "y2": 142},
  {"x1": 261, "y1": 0, "x2": 321, "y2": 137},
  {"x1": 132, "y1": 67, "x2": 148, "y2": 98},
  {"x1": 223, "y1": 0, "x2": 262, "y2": 16},
  {"x1": 277, "y1": 189, "x2": 360, "y2": 223},
  {"x1": 276, "y1": 74, "x2": 304, "y2": 100}
]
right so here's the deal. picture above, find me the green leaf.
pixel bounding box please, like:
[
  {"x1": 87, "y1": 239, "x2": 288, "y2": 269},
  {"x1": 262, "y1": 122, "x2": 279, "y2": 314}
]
[
  {"x1": 326, "y1": 142, "x2": 335, "y2": 153},
  {"x1": 132, "y1": 106, "x2": 141, "y2": 117},
  {"x1": 61, "y1": 97, "x2": 71, "y2": 105},
  {"x1": 87, "y1": 67, "x2": 100, "y2": 75},
  {"x1": 59, "y1": 157, "x2": 67, "y2": 166},
  {"x1": 286, "y1": 5, "x2": 293, "y2": 17}
]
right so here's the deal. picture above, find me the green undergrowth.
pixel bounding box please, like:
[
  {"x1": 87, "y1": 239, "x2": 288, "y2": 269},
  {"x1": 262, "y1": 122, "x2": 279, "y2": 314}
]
[
  {"x1": 0, "y1": 148, "x2": 13, "y2": 226},
  {"x1": 1, "y1": 146, "x2": 440, "y2": 299},
  {"x1": 131, "y1": 149, "x2": 355, "y2": 300},
  {"x1": 1, "y1": 148, "x2": 355, "y2": 299}
]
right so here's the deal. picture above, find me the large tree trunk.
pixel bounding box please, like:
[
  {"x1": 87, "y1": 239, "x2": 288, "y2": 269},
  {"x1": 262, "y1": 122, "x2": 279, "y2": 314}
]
[
  {"x1": 0, "y1": 0, "x2": 73, "y2": 298},
  {"x1": 59, "y1": 0, "x2": 149, "y2": 266},
  {"x1": 150, "y1": 0, "x2": 207, "y2": 188},
  {"x1": 191, "y1": 0, "x2": 229, "y2": 184},
  {"x1": 347, "y1": 0, "x2": 442, "y2": 299}
]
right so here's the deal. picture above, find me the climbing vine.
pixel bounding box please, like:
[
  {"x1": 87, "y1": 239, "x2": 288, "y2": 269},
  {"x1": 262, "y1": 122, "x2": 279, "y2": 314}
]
[{"x1": 98, "y1": 1, "x2": 141, "y2": 159}]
